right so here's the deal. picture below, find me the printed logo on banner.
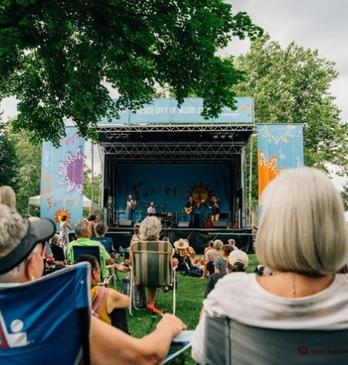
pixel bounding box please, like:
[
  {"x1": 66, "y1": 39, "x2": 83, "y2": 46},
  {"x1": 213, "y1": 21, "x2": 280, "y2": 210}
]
[{"x1": 40, "y1": 128, "x2": 85, "y2": 226}]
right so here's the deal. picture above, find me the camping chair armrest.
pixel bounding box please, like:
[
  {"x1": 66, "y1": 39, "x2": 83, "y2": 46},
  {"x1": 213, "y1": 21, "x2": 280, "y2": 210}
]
[{"x1": 161, "y1": 330, "x2": 194, "y2": 365}]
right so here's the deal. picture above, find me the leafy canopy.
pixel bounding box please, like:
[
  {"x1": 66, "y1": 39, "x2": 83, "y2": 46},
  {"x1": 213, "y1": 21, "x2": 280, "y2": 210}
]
[
  {"x1": 234, "y1": 35, "x2": 348, "y2": 176},
  {"x1": 0, "y1": 0, "x2": 262, "y2": 144}
]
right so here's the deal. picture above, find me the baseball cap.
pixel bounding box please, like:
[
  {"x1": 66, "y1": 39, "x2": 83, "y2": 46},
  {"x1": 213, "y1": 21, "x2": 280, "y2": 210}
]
[
  {"x1": 227, "y1": 249, "x2": 249, "y2": 269},
  {"x1": 0, "y1": 214, "x2": 55, "y2": 275}
]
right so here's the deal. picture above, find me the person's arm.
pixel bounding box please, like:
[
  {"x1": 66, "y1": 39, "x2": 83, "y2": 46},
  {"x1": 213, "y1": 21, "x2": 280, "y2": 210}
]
[
  {"x1": 90, "y1": 314, "x2": 186, "y2": 365},
  {"x1": 107, "y1": 288, "x2": 131, "y2": 310}
]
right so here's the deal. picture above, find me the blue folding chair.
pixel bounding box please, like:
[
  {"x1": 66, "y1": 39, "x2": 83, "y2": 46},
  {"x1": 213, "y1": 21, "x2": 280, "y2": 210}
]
[{"x1": 0, "y1": 263, "x2": 91, "y2": 365}]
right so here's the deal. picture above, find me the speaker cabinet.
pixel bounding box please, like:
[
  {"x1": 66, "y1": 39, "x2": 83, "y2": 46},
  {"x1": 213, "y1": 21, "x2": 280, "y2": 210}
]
[
  {"x1": 213, "y1": 221, "x2": 228, "y2": 228},
  {"x1": 178, "y1": 221, "x2": 190, "y2": 228},
  {"x1": 118, "y1": 220, "x2": 133, "y2": 227}
]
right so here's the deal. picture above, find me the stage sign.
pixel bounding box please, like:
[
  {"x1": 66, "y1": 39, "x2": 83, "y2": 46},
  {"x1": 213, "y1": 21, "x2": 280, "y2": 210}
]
[
  {"x1": 98, "y1": 97, "x2": 254, "y2": 125},
  {"x1": 40, "y1": 127, "x2": 85, "y2": 227},
  {"x1": 257, "y1": 124, "x2": 304, "y2": 196}
]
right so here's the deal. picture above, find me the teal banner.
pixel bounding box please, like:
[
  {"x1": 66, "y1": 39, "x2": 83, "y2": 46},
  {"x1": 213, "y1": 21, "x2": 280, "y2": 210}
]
[
  {"x1": 99, "y1": 97, "x2": 254, "y2": 125},
  {"x1": 257, "y1": 124, "x2": 304, "y2": 196},
  {"x1": 40, "y1": 127, "x2": 85, "y2": 226}
]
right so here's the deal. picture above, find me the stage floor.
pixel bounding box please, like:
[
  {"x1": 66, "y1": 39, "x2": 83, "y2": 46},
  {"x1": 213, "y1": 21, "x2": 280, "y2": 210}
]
[{"x1": 107, "y1": 227, "x2": 254, "y2": 254}]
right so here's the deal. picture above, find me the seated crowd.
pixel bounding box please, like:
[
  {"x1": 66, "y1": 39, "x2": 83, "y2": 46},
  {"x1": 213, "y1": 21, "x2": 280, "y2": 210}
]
[{"x1": 0, "y1": 166, "x2": 347, "y2": 364}]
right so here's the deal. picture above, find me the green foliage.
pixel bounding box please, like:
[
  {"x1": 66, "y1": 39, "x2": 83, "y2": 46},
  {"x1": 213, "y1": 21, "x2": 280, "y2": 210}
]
[
  {"x1": 83, "y1": 165, "x2": 101, "y2": 212},
  {"x1": 341, "y1": 183, "x2": 348, "y2": 211},
  {"x1": 7, "y1": 123, "x2": 41, "y2": 214},
  {"x1": 234, "y1": 35, "x2": 348, "y2": 178},
  {"x1": 0, "y1": 1, "x2": 262, "y2": 144},
  {"x1": 0, "y1": 121, "x2": 17, "y2": 186}
]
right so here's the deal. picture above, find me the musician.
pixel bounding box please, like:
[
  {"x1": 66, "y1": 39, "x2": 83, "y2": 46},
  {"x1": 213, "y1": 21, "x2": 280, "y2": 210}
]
[
  {"x1": 125, "y1": 194, "x2": 137, "y2": 222},
  {"x1": 147, "y1": 202, "x2": 156, "y2": 216},
  {"x1": 210, "y1": 196, "x2": 220, "y2": 222},
  {"x1": 184, "y1": 196, "x2": 195, "y2": 227}
]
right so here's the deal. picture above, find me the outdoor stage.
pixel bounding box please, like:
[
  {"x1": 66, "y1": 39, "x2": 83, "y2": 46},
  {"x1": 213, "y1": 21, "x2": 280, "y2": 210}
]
[
  {"x1": 97, "y1": 98, "x2": 255, "y2": 252},
  {"x1": 107, "y1": 226, "x2": 254, "y2": 254}
]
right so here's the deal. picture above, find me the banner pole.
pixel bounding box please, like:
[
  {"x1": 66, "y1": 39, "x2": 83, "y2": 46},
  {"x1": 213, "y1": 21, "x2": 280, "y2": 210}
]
[{"x1": 249, "y1": 136, "x2": 254, "y2": 225}]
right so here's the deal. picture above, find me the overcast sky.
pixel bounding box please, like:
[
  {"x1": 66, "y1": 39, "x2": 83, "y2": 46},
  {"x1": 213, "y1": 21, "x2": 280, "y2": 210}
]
[{"x1": 224, "y1": 0, "x2": 348, "y2": 121}]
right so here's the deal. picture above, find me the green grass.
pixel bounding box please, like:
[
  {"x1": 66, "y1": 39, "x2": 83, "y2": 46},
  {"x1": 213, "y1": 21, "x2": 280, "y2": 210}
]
[{"x1": 116, "y1": 254, "x2": 259, "y2": 364}]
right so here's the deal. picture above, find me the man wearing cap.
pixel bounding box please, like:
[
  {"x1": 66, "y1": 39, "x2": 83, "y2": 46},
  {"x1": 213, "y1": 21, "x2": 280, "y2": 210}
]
[
  {"x1": 66, "y1": 219, "x2": 126, "y2": 278},
  {"x1": 204, "y1": 249, "x2": 249, "y2": 298},
  {"x1": 0, "y1": 203, "x2": 186, "y2": 363}
]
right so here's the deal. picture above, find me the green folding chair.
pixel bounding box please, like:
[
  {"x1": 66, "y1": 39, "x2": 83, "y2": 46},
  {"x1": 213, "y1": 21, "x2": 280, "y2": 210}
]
[{"x1": 130, "y1": 240, "x2": 176, "y2": 314}]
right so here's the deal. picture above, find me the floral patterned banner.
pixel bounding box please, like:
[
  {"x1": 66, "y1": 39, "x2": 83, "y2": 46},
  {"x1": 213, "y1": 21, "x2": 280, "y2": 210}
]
[
  {"x1": 40, "y1": 127, "x2": 85, "y2": 226},
  {"x1": 257, "y1": 124, "x2": 304, "y2": 196}
]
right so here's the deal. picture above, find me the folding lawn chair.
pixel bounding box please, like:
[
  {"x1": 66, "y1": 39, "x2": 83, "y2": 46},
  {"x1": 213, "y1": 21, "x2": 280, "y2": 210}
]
[
  {"x1": 72, "y1": 245, "x2": 117, "y2": 287},
  {"x1": 201, "y1": 313, "x2": 348, "y2": 364},
  {"x1": 130, "y1": 240, "x2": 176, "y2": 314},
  {"x1": 0, "y1": 263, "x2": 91, "y2": 365}
]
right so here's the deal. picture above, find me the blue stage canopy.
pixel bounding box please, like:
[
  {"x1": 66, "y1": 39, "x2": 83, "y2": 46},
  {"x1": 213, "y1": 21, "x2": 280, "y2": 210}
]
[{"x1": 98, "y1": 97, "x2": 254, "y2": 125}]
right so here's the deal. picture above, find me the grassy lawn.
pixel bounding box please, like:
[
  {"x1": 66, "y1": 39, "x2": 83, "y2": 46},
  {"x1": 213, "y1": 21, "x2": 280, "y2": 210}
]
[{"x1": 116, "y1": 254, "x2": 259, "y2": 364}]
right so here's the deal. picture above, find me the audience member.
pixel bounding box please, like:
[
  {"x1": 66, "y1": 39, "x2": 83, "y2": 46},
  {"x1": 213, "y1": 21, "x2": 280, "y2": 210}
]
[
  {"x1": 0, "y1": 185, "x2": 16, "y2": 209},
  {"x1": 204, "y1": 249, "x2": 249, "y2": 298},
  {"x1": 67, "y1": 219, "x2": 127, "y2": 279},
  {"x1": 192, "y1": 167, "x2": 348, "y2": 363},
  {"x1": 130, "y1": 216, "x2": 172, "y2": 315},
  {"x1": 205, "y1": 239, "x2": 222, "y2": 275},
  {"x1": 93, "y1": 221, "x2": 115, "y2": 255},
  {"x1": 77, "y1": 254, "x2": 130, "y2": 333},
  {"x1": 202, "y1": 241, "x2": 214, "y2": 278},
  {"x1": 58, "y1": 214, "x2": 71, "y2": 248},
  {"x1": 0, "y1": 204, "x2": 186, "y2": 364},
  {"x1": 214, "y1": 244, "x2": 233, "y2": 274},
  {"x1": 49, "y1": 233, "x2": 65, "y2": 262},
  {"x1": 87, "y1": 214, "x2": 98, "y2": 236},
  {"x1": 173, "y1": 239, "x2": 191, "y2": 272}
]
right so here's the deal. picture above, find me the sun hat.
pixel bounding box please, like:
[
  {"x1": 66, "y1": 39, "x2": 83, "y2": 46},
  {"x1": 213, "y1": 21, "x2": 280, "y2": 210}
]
[
  {"x1": 0, "y1": 210, "x2": 55, "y2": 275},
  {"x1": 174, "y1": 238, "x2": 189, "y2": 250},
  {"x1": 227, "y1": 249, "x2": 249, "y2": 269}
]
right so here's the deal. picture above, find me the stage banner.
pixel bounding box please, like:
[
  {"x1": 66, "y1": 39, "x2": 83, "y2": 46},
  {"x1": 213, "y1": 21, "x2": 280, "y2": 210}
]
[
  {"x1": 116, "y1": 164, "x2": 231, "y2": 215},
  {"x1": 257, "y1": 124, "x2": 304, "y2": 196},
  {"x1": 40, "y1": 127, "x2": 85, "y2": 227},
  {"x1": 98, "y1": 97, "x2": 254, "y2": 125}
]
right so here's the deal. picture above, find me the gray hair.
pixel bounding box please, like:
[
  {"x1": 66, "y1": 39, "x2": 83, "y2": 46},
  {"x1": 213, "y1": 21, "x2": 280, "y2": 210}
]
[
  {"x1": 0, "y1": 186, "x2": 16, "y2": 209},
  {"x1": 256, "y1": 167, "x2": 348, "y2": 275},
  {"x1": 139, "y1": 216, "x2": 161, "y2": 240},
  {"x1": 75, "y1": 219, "x2": 90, "y2": 238},
  {"x1": 0, "y1": 204, "x2": 28, "y2": 259}
]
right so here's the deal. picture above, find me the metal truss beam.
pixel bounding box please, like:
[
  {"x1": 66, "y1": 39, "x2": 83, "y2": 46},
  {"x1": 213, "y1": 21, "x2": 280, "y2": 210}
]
[
  {"x1": 97, "y1": 123, "x2": 254, "y2": 134},
  {"x1": 102, "y1": 142, "x2": 243, "y2": 161}
]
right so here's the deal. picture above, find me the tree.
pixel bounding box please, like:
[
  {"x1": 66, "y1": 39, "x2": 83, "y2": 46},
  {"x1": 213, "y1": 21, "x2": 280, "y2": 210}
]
[
  {"x1": 233, "y1": 35, "x2": 348, "y2": 184},
  {"x1": 7, "y1": 124, "x2": 42, "y2": 214},
  {"x1": 0, "y1": 1, "x2": 262, "y2": 144},
  {"x1": 83, "y1": 165, "x2": 102, "y2": 214},
  {"x1": 341, "y1": 183, "x2": 348, "y2": 211},
  {"x1": 0, "y1": 121, "x2": 17, "y2": 186}
]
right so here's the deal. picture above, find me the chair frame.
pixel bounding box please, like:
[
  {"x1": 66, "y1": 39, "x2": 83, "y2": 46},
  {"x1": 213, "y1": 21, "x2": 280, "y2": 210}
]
[
  {"x1": 72, "y1": 245, "x2": 117, "y2": 287},
  {"x1": 129, "y1": 240, "x2": 176, "y2": 315},
  {"x1": 203, "y1": 314, "x2": 348, "y2": 365}
]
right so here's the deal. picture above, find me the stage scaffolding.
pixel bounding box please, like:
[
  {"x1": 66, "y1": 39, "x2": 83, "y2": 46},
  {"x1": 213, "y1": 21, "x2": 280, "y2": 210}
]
[{"x1": 97, "y1": 122, "x2": 255, "y2": 227}]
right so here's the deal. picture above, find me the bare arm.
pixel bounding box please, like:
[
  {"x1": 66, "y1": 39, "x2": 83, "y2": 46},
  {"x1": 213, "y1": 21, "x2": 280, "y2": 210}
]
[
  {"x1": 106, "y1": 288, "x2": 131, "y2": 310},
  {"x1": 90, "y1": 314, "x2": 186, "y2": 365}
]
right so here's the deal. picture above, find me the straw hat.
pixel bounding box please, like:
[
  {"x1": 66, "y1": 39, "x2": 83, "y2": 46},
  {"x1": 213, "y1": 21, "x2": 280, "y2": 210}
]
[{"x1": 174, "y1": 238, "x2": 189, "y2": 250}]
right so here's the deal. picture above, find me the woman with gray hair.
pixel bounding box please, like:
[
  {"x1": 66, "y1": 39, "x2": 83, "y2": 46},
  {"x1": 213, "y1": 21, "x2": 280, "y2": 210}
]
[
  {"x1": 131, "y1": 216, "x2": 167, "y2": 315},
  {"x1": 192, "y1": 167, "x2": 348, "y2": 363}
]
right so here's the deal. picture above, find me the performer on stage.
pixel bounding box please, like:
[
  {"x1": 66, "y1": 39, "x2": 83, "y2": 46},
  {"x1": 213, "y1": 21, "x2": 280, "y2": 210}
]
[
  {"x1": 210, "y1": 195, "x2": 220, "y2": 222},
  {"x1": 125, "y1": 194, "x2": 137, "y2": 222},
  {"x1": 184, "y1": 196, "x2": 195, "y2": 227},
  {"x1": 147, "y1": 201, "x2": 156, "y2": 216}
]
